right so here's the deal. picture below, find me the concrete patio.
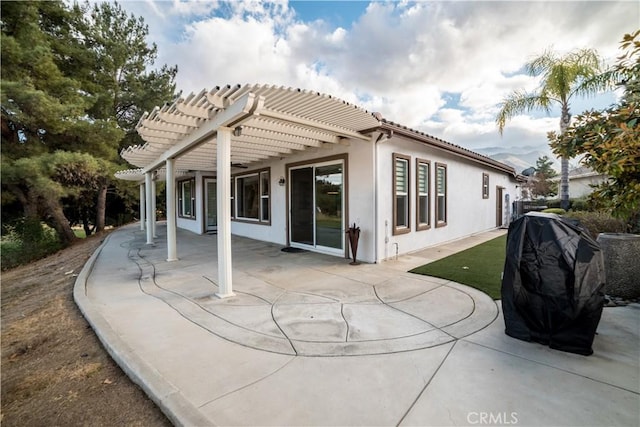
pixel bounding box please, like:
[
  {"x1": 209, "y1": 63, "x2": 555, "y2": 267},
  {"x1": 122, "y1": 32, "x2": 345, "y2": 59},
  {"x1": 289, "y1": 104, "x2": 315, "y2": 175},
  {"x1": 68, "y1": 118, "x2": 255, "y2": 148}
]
[{"x1": 75, "y1": 223, "x2": 639, "y2": 426}]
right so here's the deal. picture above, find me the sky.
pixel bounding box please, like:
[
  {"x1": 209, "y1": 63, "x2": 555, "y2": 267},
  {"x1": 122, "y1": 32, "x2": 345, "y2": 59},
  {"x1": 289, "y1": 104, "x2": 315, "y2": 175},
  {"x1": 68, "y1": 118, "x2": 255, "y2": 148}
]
[{"x1": 116, "y1": 0, "x2": 639, "y2": 163}]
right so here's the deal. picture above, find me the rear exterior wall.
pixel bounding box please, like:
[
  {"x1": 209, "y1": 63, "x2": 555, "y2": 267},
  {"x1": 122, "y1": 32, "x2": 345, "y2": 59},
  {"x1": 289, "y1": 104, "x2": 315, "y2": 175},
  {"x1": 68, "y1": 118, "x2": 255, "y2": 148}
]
[{"x1": 376, "y1": 135, "x2": 517, "y2": 261}]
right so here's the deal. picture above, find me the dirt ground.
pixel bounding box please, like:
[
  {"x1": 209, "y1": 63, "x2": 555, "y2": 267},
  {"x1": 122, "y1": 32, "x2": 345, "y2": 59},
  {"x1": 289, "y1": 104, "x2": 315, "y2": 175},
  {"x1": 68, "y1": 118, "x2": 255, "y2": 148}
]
[{"x1": 1, "y1": 231, "x2": 171, "y2": 426}]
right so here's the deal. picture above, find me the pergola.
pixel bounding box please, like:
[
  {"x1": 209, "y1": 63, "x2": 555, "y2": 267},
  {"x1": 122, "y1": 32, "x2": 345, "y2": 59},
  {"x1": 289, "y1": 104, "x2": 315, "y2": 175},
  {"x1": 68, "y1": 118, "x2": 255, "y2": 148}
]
[{"x1": 116, "y1": 84, "x2": 381, "y2": 297}]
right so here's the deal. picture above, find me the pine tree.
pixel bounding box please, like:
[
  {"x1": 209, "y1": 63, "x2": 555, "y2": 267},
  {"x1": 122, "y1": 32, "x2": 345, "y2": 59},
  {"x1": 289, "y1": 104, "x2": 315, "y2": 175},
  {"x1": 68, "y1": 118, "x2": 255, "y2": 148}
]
[{"x1": 1, "y1": 0, "x2": 177, "y2": 246}]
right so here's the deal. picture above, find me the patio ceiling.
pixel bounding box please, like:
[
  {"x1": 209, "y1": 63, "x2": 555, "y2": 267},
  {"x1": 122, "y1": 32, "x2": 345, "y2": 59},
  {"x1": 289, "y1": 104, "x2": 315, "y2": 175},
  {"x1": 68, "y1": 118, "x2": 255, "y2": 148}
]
[{"x1": 117, "y1": 84, "x2": 381, "y2": 180}]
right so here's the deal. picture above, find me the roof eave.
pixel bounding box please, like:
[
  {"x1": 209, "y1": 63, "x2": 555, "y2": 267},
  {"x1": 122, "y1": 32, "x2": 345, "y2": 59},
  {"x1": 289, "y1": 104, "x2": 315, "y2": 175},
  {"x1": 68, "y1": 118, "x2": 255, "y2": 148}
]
[{"x1": 377, "y1": 121, "x2": 518, "y2": 178}]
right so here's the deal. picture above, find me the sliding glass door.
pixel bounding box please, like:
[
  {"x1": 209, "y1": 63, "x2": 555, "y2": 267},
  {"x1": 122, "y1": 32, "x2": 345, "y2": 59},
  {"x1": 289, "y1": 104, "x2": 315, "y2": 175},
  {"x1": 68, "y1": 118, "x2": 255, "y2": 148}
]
[
  {"x1": 290, "y1": 160, "x2": 344, "y2": 254},
  {"x1": 291, "y1": 167, "x2": 314, "y2": 245}
]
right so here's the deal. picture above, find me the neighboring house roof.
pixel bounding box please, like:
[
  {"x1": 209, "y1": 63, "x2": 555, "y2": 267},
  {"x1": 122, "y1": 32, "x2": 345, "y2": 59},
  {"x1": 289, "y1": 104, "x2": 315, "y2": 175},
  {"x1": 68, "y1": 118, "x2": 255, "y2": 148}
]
[
  {"x1": 550, "y1": 166, "x2": 607, "y2": 182},
  {"x1": 568, "y1": 166, "x2": 606, "y2": 179},
  {"x1": 116, "y1": 83, "x2": 517, "y2": 180}
]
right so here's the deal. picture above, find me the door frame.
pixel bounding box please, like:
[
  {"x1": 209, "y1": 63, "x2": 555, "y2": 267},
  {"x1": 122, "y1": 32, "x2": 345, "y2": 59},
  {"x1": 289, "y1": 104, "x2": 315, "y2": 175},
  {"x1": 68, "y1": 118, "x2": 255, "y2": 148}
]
[
  {"x1": 496, "y1": 186, "x2": 505, "y2": 228},
  {"x1": 285, "y1": 154, "x2": 349, "y2": 257}
]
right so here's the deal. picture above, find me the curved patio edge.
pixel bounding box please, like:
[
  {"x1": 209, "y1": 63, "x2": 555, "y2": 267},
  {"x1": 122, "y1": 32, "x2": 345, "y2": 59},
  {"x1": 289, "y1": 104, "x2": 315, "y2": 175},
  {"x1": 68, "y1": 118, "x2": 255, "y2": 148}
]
[
  {"x1": 73, "y1": 229, "x2": 211, "y2": 427},
  {"x1": 71, "y1": 224, "x2": 639, "y2": 427}
]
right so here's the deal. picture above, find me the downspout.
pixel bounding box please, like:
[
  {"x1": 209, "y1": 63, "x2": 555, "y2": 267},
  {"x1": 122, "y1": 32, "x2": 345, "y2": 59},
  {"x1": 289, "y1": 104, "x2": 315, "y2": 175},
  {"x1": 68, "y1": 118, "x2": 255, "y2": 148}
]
[
  {"x1": 373, "y1": 132, "x2": 382, "y2": 263},
  {"x1": 372, "y1": 129, "x2": 390, "y2": 263}
]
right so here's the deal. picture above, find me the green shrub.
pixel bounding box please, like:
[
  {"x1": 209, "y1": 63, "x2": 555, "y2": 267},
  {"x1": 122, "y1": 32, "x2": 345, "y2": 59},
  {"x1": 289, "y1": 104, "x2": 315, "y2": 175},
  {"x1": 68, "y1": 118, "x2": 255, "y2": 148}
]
[
  {"x1": 546, "y1": 199, "x2": 562, "y2": 209},
  {"x1": 565, "y1": 211, "x2": 627, "y2": 239},
  {"x1": 540, "y1": 198, "x2": 591, "y2": 212},
  {"x1": 0, "y1": 240, "x2": 23, "y2": 270},
  {"x1": 1, "y1": 219, "x2": 63, "y2": 270},
  {"x1": 542, "y1": 208, "x2": 567, "y2": 215},
  {"x1": 570, "y1": 198, "x2": 590, "y2": 211}
]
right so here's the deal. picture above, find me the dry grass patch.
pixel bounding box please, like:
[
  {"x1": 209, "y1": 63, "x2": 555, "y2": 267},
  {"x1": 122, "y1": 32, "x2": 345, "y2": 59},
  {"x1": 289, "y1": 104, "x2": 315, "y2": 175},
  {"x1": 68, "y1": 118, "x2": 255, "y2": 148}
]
[{"x1": 1, "y1": 231, "x2": 170, "y2": 427}]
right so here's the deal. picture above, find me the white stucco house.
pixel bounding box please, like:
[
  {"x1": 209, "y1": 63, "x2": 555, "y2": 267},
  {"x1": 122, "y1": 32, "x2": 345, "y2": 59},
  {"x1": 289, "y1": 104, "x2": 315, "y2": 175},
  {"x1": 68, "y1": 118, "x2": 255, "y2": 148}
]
[
  {"x1": 566, "y1": 166, "x2": 608, "y2": 198},
  {"x1": 115, "y1": 84, "x2": 519, "y2": 297}
]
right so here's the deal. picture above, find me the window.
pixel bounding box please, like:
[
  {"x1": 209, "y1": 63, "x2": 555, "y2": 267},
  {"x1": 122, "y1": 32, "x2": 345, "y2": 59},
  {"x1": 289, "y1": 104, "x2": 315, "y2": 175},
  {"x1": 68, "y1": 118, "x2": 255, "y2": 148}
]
[
  {"x1": 393, "y1": 153, "x2": 410, "y2": 234},
  {"x1": 233, "y1": 168, "x2": 270, "y2": 224},
  {"x1": 482, "y1": 173, "x2": 490, "y2": 199},
  {"x1": 237, "y1": 174, "x2": 259, "y2": 219},
  {"x1": 435, "y1": 163, "x2": 447, "y2": 226},
  {"x1": 416, "y1": 159, "x2": 430, "y2": 230},
  {"x1": 178, "y1": 178, "x2": 195, "y2": 219}
]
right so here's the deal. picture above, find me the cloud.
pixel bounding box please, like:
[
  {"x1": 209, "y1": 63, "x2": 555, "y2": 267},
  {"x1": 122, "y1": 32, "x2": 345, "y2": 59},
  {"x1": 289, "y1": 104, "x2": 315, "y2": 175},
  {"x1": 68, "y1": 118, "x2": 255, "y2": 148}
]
[{"x1": 122, "y1": 0, "x2": 639, "y2": 153}]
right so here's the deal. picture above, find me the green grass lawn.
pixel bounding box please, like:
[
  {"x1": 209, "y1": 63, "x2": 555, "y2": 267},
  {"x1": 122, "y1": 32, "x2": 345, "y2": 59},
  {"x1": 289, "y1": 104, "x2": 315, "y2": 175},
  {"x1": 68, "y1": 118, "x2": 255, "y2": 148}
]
[{"x1": 410, "y1": 235, "x2": 507, "y2": 299}]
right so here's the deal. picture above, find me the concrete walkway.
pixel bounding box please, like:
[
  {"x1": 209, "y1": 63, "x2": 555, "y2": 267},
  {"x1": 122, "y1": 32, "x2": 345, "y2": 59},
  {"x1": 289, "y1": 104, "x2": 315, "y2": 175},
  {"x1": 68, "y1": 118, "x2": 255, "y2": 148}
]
[{"x1": 75, "y1": 223, "x2": 639, "y2": 426}]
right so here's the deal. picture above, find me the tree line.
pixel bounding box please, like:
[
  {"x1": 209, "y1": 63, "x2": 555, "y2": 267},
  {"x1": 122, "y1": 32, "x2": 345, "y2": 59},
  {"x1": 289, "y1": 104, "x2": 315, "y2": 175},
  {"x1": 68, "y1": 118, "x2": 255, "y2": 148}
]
[{"x1": 1, "y1": 1, "x2": 177, "y2": 246}]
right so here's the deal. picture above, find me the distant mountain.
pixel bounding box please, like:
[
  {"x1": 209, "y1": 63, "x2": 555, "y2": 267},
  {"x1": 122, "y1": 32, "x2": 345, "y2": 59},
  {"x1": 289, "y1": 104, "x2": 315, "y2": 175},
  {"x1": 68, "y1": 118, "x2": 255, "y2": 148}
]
[
  {"x1": 475, "y1": 147, "x2": 562, "y2": 174},
  {"x1": 475, "y1": 145, "x2": 545, "y2": 156}
]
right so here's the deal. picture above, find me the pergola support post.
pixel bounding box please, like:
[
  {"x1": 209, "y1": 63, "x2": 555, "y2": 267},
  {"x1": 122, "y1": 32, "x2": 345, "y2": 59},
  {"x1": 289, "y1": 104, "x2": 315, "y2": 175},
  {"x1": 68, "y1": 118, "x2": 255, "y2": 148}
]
[
  {"x1": 151, "y1": 177, "x2": 157, "y2": 238},
  {"x1": 215, "y1": 127, "x2": 234, "y2": 298},
  {"x1": 139, "y1": 183, "x2": 146, "y2": 231},
  {"x1": 145, "y1": 172, "x2": 154, "y2": 245},
  {"x1": 166, "y1": 158, "x2": 178, "y2": 261}
]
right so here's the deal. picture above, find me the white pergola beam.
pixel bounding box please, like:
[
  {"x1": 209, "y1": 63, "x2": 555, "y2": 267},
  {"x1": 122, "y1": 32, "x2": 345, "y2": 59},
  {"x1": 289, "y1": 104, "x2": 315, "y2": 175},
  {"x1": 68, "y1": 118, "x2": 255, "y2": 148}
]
[
  {"x1": 239, "y1": 126, "x2": 325, "y2": 146},
  {"x1": 157, "y1": 112, "x2": 202, "y2": 127},
  {"x1": 244, "y1": 117, "x2": 340, "y2": 143},
  {"x1": 139, "y1": 120, "x2": 193, "y2": 135},
  {"x1": 138, "y1": 127, "x2": 185, "y2": 140},
  {"x1": 230, "y1": 142, "x2": 293, "y2": 156},
  {"x1": 258, "y1": 109, "x2": 370, "y2": 141},
  {"x1": 206, "y1": 92, "x2": 230, "y2": 109},
  {"x1": 175, "y1": 103, "x2": 211, "y2": 119},
  {"x1": 142, "y1": 92, "x2": 263, "y2": 174},
  {"x1": 234, "y1": 134, "x2": 319, "y2": 151}
]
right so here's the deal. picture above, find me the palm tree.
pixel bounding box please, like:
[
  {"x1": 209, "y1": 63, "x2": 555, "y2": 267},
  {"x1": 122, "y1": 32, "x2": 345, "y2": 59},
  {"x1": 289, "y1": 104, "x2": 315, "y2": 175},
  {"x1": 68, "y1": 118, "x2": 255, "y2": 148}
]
[{"x1": 496, "y1": 48, "x2": 609, "y2": 210}]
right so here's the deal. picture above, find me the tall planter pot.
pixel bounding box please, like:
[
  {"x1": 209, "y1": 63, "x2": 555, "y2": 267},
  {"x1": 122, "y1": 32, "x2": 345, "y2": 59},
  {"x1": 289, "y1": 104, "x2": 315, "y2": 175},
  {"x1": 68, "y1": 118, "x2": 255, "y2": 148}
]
[
  {"x1": 596, "y1": 233, "x2": 640, "y2": 299},
  {"x1": 346, "y1": 223, "x2": 361, "y2": 265}
]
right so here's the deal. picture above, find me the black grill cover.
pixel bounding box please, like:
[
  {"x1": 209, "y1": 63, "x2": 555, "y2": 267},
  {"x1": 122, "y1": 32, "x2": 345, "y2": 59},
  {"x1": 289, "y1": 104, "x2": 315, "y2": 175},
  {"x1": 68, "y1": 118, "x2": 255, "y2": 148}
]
[{"x1": 501, "y1": 212, "x2": 605, "y2": 355}]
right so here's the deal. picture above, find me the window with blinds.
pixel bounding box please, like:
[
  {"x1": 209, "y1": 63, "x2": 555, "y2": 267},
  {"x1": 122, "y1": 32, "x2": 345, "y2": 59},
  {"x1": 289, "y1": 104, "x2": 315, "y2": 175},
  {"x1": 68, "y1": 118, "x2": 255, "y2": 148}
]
[
  {"x1": 417, "y1": 159, "x2": 430, "y2": 230},
  {"x1": 435, "y1": 163, "x2": 447, "y2": 226},
  {"x1": 393, "y1": 153, "x2": 411, "y2": 234}
]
